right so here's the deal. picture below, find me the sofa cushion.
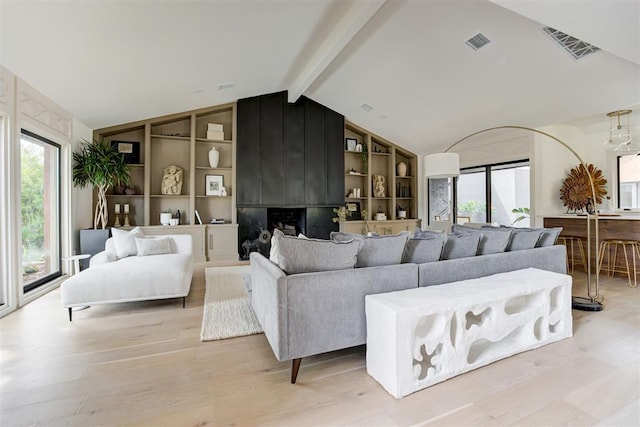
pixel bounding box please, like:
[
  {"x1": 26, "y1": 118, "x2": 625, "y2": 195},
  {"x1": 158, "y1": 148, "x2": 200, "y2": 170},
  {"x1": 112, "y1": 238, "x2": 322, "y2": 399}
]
[
  {"x1": 414, "y1": 228, "x2": 444, "y2": 238},
  {"x1": 135, "y1": 237, "x2": 172, "y2": 256},
  {"x1": 441, "y1": 233, "x2": 481, "y2": 260},
  {"x1": 536, "y1": 227, "x2": 563, "y2": 247},
  {"x1": 403, "y1": 234, "x2": 447, "y2": 264},
  {"x1": 507, "y1": 228, "x2": 544, "y2": 251},
  {"x1": 274, "y1": 229, "x2": 362, "y2": 274},
  {"x1": 111, "y1": 227, "x2": 144, "y2": 259},
  {"x1": 331, "y1": 231, "x2": 410, "y2": 267},
  {"x1": 452, "y1": 224, "x2": 511, "y2": 255}
]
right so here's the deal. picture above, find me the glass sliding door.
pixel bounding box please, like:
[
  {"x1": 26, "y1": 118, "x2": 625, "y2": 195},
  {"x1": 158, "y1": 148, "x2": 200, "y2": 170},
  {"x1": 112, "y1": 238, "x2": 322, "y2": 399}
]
[
  {"x1": 20, "y1": 130, "x2": 61, "y2": 292},
  {"x1": 457, "y1": 167, "x2": 487, "y2": 223},
  {"x1": 491, "y1": 162, "x2": 530, "y2": 227}
]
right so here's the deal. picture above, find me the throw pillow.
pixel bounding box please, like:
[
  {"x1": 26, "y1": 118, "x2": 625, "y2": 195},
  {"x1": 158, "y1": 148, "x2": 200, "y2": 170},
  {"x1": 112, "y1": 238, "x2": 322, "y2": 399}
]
[
  {"x1": 441, "y1": 233, "x2": 481, "y2": 260},
  {"x1": 331, "y1": 231, "x2": 410, "y2": 268},
  {"x1": 452, "y1": 224, "x2": 511, "y2": 255},
  {"x1": 536, "y1": 227, "x2": 563, "y2": 247},
  {"x1": 274, "y1": 229, "x2": 362, "y2": 274},
  {"x1": 111, "y1": 227, "x2": 144, "y2": 259},
  {"x1": 402, "y1": 234, "x2": 447, "y2": 264},
  {"x1": 506, "y1": 228, "x2": 544, "y2": 251},
  {"x1": 414, "y1": 228, "x2": 444, "y2": 238},
  {"x1": 135, "y1": 237, "x2": 172, "y2": 256},
  {"x1": 270, "y1": 232, "x2": 308, "y2": 265}
]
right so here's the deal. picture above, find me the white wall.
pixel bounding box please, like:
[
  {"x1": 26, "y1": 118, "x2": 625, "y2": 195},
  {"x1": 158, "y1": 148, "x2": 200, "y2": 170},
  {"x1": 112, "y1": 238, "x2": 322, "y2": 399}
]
[{"x1": 72, "y1": 119, "x2": 94, "y2": 254}]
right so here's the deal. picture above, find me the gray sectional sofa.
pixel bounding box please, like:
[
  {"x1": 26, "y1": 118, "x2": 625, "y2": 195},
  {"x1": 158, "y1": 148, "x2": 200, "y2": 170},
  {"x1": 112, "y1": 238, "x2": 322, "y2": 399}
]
[{"x1": 250, "y1": 226, "x2": 567, "y2": 383}]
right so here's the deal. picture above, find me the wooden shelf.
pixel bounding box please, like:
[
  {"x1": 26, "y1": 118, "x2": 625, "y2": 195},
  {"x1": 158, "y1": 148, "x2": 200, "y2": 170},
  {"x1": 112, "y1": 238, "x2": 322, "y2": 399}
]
[
  {"x1": 346, "y1": 172, "x2": 366, "y2": 176},
  {"x1": 196, "y1": 138, "x2": 233, "y2": 144},
  {"x1": 195, "y1": 195, "x2": 231, "y2": 199},
  {"x1": 127, "y1": 164, "x2": 144, "y2": 168},
  {"x1": 150, "y1": 134, "x2": 191, "y2": 141},
  {"x1": 371, "y1": 152, "x2": 391, "y2": 156},
  {"x1": 150, "y1": 194, "x2": 190, "y2": 198},
  {"x1": 395, "y1": 175, "x2": 413, "y2": 179},
  {"x1": 195, "y1": 166, "x2": 233, "y2": 171},
  {"x1": 106, "y1": 194, "x2": 144, "y2": 198}
]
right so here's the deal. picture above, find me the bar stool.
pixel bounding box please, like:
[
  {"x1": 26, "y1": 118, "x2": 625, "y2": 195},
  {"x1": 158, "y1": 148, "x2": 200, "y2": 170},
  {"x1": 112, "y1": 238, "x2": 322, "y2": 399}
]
[
  {"x1": 558, "y1": 236, "x2": 587, "y2": 273},
  {"x1": 598, "y1": 239, "x2": 640, "y2": 288}
]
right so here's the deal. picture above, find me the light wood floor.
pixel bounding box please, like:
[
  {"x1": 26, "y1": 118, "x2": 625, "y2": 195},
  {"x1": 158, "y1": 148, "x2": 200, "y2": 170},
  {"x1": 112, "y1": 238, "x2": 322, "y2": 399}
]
[{"x1": 1, "y1": 265, "x2": 638, "y2": 426}]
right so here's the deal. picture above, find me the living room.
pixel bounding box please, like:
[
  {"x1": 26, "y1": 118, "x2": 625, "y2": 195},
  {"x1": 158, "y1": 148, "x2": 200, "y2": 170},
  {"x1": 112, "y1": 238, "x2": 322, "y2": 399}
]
[{"x1": 1, "y1": 1, "x2": 639, "y2": 425}]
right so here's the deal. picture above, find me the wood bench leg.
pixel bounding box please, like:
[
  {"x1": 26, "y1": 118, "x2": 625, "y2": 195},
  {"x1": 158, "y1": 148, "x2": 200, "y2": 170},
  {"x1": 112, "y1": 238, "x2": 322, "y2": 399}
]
[{"x1": 291, "y1": 358, "x2": 302, "y2": 384}]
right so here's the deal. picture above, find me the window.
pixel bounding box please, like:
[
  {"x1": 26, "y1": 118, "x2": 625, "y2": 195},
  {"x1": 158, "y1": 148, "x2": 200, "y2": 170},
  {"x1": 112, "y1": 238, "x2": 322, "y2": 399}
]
[
  {"x1": 20, "y1": 130, "x2": 61, "y2": 292},
  {"x1": 457, "y1": 167, "x2": 487, "y2": 223},
  {"x1": 429, "y1": 160, "x2": 530, "y2": 226},
  {"x1": 618, "y1": 154, "x2": 640, "y2": 209}
]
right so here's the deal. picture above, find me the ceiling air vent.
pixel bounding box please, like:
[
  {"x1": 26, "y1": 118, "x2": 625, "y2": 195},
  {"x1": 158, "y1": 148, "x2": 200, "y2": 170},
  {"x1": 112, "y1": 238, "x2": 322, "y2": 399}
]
[
  {"x1": 543, "y1": 27, "x2": 600, "y2": 60},
  {"x1": 465, "y1": 33, "x2": 491, "y2": 51}
]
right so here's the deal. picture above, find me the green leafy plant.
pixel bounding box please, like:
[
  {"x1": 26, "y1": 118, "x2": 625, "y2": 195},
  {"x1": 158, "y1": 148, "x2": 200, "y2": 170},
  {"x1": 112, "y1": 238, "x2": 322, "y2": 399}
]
[
  {"x1": 511, "y1": 207, "x2": 530, "y2": 225},
  {"x1": 458, "y1": 200, "x2": 485, "y2": 216},
  {"x1": 73, "y1": 139, "x2": 130, "y2": 229}
]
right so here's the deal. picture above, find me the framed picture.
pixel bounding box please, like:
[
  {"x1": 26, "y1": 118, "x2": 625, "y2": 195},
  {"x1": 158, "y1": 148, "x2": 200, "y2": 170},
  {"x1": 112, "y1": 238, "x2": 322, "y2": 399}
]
[
  {"x1": 205, "y1": 175, "x2": 224, "y2": 196},
  {"x1": 345, "y1": 137, "x2": 357, "y2": 152},
  {"x1": 111, "y1": 140, "x2": 140, "y2": 164},
  {"x1": 345, "y1": 202, "x2": 362, "y2": 221}
]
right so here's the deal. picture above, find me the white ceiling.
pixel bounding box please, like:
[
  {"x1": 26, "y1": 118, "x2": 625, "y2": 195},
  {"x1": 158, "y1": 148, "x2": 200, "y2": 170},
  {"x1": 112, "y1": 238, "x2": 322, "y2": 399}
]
[{"x1": 2, "y1": 0, "x2": 639, "y2": 155}]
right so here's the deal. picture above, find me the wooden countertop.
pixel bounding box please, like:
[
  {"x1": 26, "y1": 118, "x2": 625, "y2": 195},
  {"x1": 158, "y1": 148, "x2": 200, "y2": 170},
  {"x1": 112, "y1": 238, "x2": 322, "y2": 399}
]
[{"x1": 542, "y1": 214, "x2": 640, "y2": 220}]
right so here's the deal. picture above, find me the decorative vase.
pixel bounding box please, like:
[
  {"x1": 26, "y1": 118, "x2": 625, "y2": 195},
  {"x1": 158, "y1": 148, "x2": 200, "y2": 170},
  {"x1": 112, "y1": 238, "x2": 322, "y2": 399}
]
[
  {"x1": 208, "y1": 147, "x2": 220, "y2": 168},
  {"x1": 397, "y1": 161, "x2": 407, "y2": 177}
]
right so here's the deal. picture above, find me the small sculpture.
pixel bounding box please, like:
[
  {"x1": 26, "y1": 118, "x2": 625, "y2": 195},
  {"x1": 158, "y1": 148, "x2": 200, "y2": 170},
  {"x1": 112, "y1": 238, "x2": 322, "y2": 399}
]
[
  {"x1": 373, "y1": 174, "x2": 386, "y2": 198},
  {"x1": 161, "y1": 165, "x2": 184, "y2": 195}
]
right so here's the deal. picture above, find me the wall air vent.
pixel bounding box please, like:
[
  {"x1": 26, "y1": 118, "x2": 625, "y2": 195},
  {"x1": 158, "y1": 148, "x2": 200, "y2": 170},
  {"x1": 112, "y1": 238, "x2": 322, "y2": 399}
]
[
  {"x1": 543, "y1": 27, "x2": 600, "y2": 60},
  {"x1": 360, "y1": 103, "x2": 374, "y2": 112},
  {"x1": 465, "y1": 33, "x2": 491, "y2": 51}
]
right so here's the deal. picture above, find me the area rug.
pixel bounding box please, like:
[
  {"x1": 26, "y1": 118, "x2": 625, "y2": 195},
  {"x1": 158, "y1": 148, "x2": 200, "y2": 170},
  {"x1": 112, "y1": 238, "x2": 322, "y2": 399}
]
[{"x1": 200, "y1": 265, "x2": 263, "y2": 341}]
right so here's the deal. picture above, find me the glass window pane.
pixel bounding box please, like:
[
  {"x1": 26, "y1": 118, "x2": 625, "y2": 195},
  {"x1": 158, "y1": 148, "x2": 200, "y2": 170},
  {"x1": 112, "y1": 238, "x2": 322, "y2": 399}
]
[
  {"x1": 428, "y1": 178, "x2": 453, "y2": 223},
  {"x1": 21, "y1": 132, "x2": 60, "y2": 292},
  {"x1": 457, "y1": 168, "x2": 486, "y2": 223},
  {"x1": 491, "y1": 164, "x2": 530, "y2": 227},
  {"x1": 618, "y1": 155, "x2": 640, "y2": 209}
]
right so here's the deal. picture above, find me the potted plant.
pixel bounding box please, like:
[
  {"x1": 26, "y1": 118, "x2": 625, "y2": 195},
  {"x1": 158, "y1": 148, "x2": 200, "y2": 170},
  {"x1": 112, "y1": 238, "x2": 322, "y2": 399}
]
[{"x1": 73, "y1": 139, "x2": 131, "y2": 229}]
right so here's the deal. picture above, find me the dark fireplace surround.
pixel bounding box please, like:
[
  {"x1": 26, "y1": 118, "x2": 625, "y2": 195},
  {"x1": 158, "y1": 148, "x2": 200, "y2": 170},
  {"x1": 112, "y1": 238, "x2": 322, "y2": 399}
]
[{"x1": 236, "y1": 91, "x2": 344, "y2": 259}]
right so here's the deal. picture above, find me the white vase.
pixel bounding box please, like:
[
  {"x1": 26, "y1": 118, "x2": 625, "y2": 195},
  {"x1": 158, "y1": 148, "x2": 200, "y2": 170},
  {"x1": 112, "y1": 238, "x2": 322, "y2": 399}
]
[{"x1": 208, "y1": 147, "x2": 220, "y2": 168}]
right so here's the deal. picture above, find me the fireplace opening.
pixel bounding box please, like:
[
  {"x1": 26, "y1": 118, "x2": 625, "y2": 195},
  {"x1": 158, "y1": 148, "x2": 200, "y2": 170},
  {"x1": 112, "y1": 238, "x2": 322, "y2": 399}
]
[{"x1": 268, "y1": 208, "x2": 306, "y2": 237}]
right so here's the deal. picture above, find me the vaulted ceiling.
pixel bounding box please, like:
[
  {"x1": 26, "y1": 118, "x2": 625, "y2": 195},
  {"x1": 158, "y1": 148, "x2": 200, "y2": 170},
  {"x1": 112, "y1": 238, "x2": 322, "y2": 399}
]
[{"x1": 1, "y1": 0, "x2": 638, "y2": 154}]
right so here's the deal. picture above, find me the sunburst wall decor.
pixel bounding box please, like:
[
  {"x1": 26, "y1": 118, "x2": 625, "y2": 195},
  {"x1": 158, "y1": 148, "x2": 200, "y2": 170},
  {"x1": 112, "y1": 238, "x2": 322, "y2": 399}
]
[{"x1": 559, "y1": 164, "x2": 607, "y2": 212}]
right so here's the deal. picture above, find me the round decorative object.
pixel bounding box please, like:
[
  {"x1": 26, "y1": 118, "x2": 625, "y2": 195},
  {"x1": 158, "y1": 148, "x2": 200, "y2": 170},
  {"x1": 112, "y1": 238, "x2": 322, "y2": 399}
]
[
  {"x1": 397, "y1": 161, "x2": 407, "y2": 177},
  {"x1": 208, "y1": 147, "x2": 220, "y2": 168},
  {"x1": 259, "y1": 229, "x2": 272, "y2": 244},
  {"x1": 559, "y1": 164, "x2": 607, "y2": 212}
]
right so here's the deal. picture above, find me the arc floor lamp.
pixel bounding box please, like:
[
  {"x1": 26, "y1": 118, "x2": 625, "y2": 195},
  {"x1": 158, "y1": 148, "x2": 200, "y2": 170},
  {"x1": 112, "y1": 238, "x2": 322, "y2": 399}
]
[{"x1": 424, "y1": 125, "x2": 603, "y2": 312}]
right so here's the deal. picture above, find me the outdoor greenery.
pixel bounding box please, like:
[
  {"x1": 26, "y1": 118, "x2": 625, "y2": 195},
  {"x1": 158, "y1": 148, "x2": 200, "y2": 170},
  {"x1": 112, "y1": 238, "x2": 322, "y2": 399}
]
[
  {"x1": 511, "y1": 207, "x2": 530, "y2": 224},
  {"x1": 458, "y1": 200, "x2": 486, "y2": 216},
  {"x1": 21, "y1": 142, "x2": 45, "y2": 264},
  {"x1": 73, "y1": 139, "x2": 131, "y2": 229}
]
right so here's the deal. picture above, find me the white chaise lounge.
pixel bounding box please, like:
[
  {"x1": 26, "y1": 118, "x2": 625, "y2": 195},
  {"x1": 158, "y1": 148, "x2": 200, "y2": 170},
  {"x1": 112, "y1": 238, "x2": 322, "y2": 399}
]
[{"x1": 61, "y1": 232, "x2": 193, "y2": 321}]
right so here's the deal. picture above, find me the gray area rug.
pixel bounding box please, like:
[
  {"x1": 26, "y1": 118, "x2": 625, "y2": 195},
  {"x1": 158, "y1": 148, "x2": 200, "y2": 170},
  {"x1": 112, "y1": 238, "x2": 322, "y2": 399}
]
[{"x1": 200, "y1": 265, "x2": 263, "y2": 341}]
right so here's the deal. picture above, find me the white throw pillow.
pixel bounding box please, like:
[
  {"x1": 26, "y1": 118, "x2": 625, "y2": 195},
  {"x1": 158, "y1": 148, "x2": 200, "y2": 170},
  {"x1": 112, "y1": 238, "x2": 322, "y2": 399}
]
[
  {"x1": 135, "y1": 237, "x2": 172, "y2": 256},
  {"x1": 111, "y1": 227, "x2": 144, "y2": 259}
]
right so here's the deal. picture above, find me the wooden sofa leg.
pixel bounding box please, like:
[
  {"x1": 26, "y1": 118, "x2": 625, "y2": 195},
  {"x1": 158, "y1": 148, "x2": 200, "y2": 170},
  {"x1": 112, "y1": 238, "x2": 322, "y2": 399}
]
[
  {"x1": 68, "y1": 307, "x2": 72, "y2": 322},
  {"x1": 291, "y1": 358, "x2": 302, "y2": 384},
  {"x1": 182, "y1": 296, "x2": 186, "y2": 309}
]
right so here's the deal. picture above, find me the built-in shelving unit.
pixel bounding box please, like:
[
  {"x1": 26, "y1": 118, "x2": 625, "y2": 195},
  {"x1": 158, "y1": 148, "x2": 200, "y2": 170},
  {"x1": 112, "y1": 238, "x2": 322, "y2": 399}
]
[
  {"x1": 341, "y1": 121, "x2": 420, "y2": 234},
  {"x1": 93, "y1": 103, "x2": 238, "y2": 261}
]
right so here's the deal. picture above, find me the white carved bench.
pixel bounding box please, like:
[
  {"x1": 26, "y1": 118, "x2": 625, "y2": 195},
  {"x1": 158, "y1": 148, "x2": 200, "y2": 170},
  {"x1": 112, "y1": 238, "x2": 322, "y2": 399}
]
[{"x1": 365, "y1": 268, "x2": 573, "y2": 398}]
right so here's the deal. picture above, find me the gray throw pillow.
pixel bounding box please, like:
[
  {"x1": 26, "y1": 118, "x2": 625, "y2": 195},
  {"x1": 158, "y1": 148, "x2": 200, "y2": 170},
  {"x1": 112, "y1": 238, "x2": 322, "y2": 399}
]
[
  {"x1": 414, "y1": 228, "x2": 444, "y2": 238},
  {"x1": 441, "y1": 233, "x2": 481, "y2": 260},
  {"x1": 536, "y1": 227, "x2": 563, "y2": 247},
  {"x1": 331, "y1": 231, "x2": 410, "y2": 267},
  {"x1": 275, "y1": 229, "x2": 362, "y2": 274},
  {"x1": 452, "y1": 224, "x2": 511, "y2": 255},
  {"x1": 507, "y1": 228, "x2": 544, "y2": 251},
  {"x1": 402, "y1": 234, "x2": 447, "y2": 264}
]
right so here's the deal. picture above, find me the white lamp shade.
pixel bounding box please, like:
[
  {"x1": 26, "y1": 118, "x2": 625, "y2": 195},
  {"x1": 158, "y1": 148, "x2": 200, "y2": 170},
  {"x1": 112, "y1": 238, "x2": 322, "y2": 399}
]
[{"x1": 424, "y1": 153, "x2": 460, "y2": 178}]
